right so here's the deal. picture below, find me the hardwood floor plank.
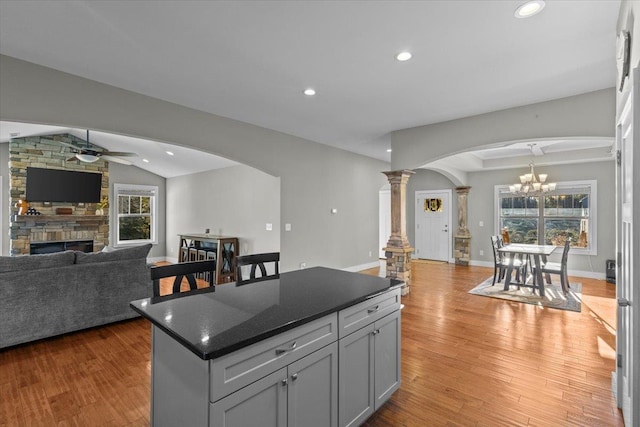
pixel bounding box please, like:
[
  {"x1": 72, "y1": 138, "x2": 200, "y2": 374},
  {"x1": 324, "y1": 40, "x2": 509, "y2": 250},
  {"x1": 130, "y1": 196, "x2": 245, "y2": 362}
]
[{"x1": 0, "y1": 262, "x2": 623, "y2": 426}]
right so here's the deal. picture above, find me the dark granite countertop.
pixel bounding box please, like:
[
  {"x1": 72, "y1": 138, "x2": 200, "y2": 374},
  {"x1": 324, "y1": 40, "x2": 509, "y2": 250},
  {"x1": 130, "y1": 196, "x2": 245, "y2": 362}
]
[{"x1": 130, "y1": 267, "x2": 402, "y2": 360}]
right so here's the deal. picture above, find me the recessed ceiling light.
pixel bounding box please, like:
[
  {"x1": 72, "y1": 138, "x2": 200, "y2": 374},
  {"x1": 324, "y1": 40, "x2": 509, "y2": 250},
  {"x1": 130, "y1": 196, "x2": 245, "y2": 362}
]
[
  {"x1": 166, "y1": 151, "x2": 174, "y2": 156},
  {"x1": 142, "y1": 158, "x2": 149, "y2": 163},
  {"x1": 387, "y1": 149, "x2": 393, "y2": 153},
  {"x1": 395, "y1": 52, "x2": 412, "y2": 62},
  {"x1": 514, "y1": 0, "x2": 545, "y2": 18},
  {"x1": 303, "y1": 88, "x2": 316, "y2": 96}
]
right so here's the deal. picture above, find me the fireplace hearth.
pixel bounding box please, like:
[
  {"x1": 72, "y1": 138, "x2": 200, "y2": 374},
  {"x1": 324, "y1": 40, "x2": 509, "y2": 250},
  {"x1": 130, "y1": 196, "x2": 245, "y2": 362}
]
[{"x1": 30, "y1": 240, "x2": 94, "y2": 255}]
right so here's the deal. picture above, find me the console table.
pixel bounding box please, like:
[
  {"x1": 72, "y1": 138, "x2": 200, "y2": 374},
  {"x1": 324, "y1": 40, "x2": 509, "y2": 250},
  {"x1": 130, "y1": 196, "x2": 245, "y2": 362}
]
[
  {"x1": 130, "y1": 267, "x2": 403, "y2": 427},
  {"x1": 178, "y1": 234, "x2": 238, "y2": 284}
]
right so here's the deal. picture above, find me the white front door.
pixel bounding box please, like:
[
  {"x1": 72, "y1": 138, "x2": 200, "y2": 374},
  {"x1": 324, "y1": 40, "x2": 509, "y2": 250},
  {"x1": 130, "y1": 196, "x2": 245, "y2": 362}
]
[
  {"x1": 415, "y1": 190, "x2": 451, "y2": 262},
  {"x1": 616, "y1": 67, "x2": 639, "y2": 426}
]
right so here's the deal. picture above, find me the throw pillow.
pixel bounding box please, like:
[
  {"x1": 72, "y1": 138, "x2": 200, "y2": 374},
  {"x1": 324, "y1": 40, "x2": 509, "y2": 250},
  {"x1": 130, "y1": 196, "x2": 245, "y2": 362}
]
[{"x1": 75, "y1": 243, "x2": 152, "y2": 264}]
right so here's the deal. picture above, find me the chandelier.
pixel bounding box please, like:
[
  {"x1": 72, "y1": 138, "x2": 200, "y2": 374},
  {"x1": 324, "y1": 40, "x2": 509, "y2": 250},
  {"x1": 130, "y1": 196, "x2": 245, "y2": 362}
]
[{"x1": 509, "y1": 144, "x2": 556, "y2": 195}]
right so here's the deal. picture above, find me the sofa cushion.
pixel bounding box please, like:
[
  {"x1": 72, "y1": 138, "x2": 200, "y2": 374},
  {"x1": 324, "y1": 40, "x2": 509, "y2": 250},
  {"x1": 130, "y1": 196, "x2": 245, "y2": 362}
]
[
  {"x1": 75, "y1": 243, "x2": 152, "y2": 264},
  {"x1": 0, "y1": 250, "x2": 76, "y2": 273}
]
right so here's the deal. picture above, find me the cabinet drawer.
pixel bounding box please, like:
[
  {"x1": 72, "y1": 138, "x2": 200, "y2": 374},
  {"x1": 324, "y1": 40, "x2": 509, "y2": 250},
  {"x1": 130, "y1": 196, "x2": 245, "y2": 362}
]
[
  {"x1": 210, "y1": 313, "x2": 337, "y2": 402},
  {"x1": 338, "y1": 288, "x2": 401, "y2": 338}
]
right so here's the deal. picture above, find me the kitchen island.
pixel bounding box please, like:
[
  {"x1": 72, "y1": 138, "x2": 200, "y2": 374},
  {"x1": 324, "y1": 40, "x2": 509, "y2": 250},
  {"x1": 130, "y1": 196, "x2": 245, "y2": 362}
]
[{"x1": 130, "y1": 267, "x2": 402, "y2": 427}]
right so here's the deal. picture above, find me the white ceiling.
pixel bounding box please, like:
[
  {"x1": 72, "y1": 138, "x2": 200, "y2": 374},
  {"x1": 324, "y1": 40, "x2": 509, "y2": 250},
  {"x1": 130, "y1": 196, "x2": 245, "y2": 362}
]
[
  {"x1": 0, "y1": 1, "x2": 620, "y2": 176},
  {"x1": 0, "y1": 121, "x2": 238, "y2": 178}
]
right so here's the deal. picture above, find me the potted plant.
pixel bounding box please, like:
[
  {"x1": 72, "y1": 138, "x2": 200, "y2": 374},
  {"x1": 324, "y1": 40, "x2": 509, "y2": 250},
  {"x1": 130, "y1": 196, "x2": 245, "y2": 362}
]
[{"x1": 96, "y1": 197, "x2": 109, "y2": 215}]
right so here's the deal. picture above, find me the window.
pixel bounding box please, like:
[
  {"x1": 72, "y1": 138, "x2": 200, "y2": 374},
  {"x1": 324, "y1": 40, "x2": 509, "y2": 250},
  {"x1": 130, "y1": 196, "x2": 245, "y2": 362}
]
[
  {"x1": 113, "y1": 184, "x2": 158, "y2": 246},
  {"x1": 495, "y1": 180, "x2": 596, "y2": 255}
]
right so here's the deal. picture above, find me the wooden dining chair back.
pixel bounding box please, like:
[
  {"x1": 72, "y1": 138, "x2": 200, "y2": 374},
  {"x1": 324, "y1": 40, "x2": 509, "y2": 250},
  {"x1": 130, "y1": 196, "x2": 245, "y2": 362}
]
[
  {"x1": 536, "y1": 239, "x2": 571, "y2": 294},
  {"x1": 236, "y1": 252, "x2": 280, "y2": 285},
  {"x1": 150, "y1": 260, "x2": 217, "y2": 297}
]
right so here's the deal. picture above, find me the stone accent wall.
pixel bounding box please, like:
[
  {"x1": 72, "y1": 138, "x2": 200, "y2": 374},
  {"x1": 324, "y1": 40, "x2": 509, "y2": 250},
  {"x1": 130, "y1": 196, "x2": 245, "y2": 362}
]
[
  {"x1": 454, "y1": 236, "x2": 470, "y2": 266},
  {"x1": 8, "y1": 134, "x2": 109, "y2": 255},
  {"x1": 384, "y1": 246, "x2": 413, "y2": 295}
]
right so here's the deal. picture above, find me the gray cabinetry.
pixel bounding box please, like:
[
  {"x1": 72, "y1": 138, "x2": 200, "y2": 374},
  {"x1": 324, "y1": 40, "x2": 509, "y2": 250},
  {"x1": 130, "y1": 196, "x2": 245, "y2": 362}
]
[
  {"x1": 373, "y1": 310, "x2": 401, "y2": 408},
  {"x1": 338, "y1": 322, "x2": 375, "y2": 427},
  {"x1": 338, "y1": 300, "x2": 401, "y2": 427},
  {"x1": 210, "y1": 342, "x2": 338, "y2": 427},
  {"x1": 287, "y1": 342, "x2": 338, "y2": 427},
  {"x1": 210, "y1": 367, "x2": 288, "y2": 427},
  {"x1": 146, "y1": 279, "x2": 401, "y2": 427}
]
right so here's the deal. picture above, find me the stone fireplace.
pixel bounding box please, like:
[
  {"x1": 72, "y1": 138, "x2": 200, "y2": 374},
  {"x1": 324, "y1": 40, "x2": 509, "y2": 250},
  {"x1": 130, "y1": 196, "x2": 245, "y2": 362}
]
[{"x1": 9, "y1": 134, "x2": 110, "y2": 255}]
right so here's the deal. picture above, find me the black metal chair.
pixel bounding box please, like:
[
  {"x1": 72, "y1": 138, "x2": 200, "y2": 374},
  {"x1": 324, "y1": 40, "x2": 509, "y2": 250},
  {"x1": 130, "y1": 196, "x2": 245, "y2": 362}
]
[
  {"x1": 150, "y1": 260, "x2": 217, "y2": 297},
  {"x1": 535, "y1": 239, "x2": 571, "y2": 294},
  {"x1": 236, "y1": 252, "x2": 280, "y2": 285}
]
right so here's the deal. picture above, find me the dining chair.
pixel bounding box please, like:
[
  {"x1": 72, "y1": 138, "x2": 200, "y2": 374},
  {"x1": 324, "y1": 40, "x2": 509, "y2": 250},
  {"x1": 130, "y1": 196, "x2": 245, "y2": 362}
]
[
  {"x1": 490, "y1": 236, "x2": 526, "y2": 286},
  {"x1": 236, "y1": 252, "x2": 280, "y2": 285},
  {"x1": 535, "y1": 239, "x2": 571, "y2": 294},
  {"x1": 150, "y1": 260, "x2": 217, "y2": 297}
]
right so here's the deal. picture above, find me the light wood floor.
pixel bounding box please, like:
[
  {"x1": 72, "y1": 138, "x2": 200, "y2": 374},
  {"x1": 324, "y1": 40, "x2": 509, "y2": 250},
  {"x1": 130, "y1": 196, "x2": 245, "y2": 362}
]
[{"x1": 0, "y1": 263, "x2": 623, "y2": 426}]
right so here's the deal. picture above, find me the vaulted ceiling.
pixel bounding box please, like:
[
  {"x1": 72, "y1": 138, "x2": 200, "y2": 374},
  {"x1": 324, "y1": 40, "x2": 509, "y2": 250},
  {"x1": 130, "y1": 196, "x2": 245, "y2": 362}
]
[{"x1": 0, "y1": 1, "x2": 619, "y2": 177}]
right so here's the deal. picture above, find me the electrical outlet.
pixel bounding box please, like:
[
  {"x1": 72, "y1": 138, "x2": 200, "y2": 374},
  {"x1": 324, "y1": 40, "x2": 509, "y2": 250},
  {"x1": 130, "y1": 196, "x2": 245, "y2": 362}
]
[
  {"x1": 266, "y1": 223, "x2": 273, "y2": 231},
  {"x1": 300, "y1": 262, "x2": 306, "y2": 269},
  {"x1": 285, "y1": 223, "x2": 291, "y2": 231},
  {"x1": 479, "y1": 221, "x2": 484, "y2": 227},
  {"x1": 479, "y1": 249, "x2": 484, "y2": 256},
  {"x1": 369, "y1": 251, "x2": 372, "y2": 257}
]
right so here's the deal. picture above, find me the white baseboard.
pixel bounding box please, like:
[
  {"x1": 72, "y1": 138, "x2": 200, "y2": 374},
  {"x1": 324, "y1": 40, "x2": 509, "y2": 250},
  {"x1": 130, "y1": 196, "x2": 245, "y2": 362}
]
[
  {"x1": 468, "y1": 260, "x2": 606, "y2": 280},
  {"x1": 343, "y1": 261, "x2": 381, "y2": 272}
]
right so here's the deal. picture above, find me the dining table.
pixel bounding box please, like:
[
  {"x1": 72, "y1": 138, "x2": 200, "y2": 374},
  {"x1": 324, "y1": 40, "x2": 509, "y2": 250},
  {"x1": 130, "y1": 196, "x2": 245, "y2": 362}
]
[{"x1": 498, "y1": 243, "x2": 557, "y2": 297}]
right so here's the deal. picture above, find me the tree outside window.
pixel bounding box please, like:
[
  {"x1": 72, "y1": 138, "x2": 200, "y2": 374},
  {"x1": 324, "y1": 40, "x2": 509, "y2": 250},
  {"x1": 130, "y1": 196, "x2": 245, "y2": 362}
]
[
  {"x1": 497, "y1": 181, "x2": 595, "y2": 254},
  {"x1": 114, "y1": 184, "x2": 157, "y2": 245}
]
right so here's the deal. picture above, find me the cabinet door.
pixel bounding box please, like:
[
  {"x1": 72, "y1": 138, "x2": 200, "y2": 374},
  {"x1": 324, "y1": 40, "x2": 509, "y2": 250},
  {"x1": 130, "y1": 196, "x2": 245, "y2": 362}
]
[
  {"x1": 338, "y1": 323, "x2": 375, "y2": 427},
  {"x1": 288, "y1": 342, "x2": 338, "y2": 427},
  {"x1": 374, "y1": 310, "x2": 401, "y2": 410},
  {"x1": 210, "y1": 368, "x2": 287, "y2": 427}
]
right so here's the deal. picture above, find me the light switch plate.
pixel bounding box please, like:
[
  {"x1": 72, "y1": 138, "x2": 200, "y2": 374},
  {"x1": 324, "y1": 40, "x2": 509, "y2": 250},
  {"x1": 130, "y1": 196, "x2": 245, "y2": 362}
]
[{"x1": 266, "y1": 223, "x2": 273, "y2": 231}]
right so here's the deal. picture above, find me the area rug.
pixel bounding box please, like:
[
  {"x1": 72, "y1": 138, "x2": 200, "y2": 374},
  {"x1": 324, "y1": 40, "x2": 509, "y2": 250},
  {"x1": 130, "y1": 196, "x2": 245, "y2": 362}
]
[{"x1": 468, "y1": 277, "x2": 582, "y2": 312}]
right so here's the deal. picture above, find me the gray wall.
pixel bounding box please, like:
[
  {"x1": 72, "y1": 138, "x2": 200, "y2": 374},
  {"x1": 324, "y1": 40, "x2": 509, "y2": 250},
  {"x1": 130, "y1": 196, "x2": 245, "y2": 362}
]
[
  {"x1": 0, "y1": 55, "x2": 388, "y2": 271},
  {"x1": 466, "y1": 160, "x2": 615, "y2": 276},
  {"x1": 391, "y1": 89, "x2": 615, "y2": 171},
  {"x1": 165, "y1": 165, "x2": 280, "y2": 261},
  {"x1": 108, "y1": 162, "x2": 166, "y2": 259}
]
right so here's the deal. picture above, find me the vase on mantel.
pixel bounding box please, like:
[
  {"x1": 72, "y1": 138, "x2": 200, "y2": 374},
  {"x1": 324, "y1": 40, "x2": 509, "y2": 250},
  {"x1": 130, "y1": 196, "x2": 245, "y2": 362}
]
[{"x1": 95, "y1": 208, "x2": 104, "y2": 216}]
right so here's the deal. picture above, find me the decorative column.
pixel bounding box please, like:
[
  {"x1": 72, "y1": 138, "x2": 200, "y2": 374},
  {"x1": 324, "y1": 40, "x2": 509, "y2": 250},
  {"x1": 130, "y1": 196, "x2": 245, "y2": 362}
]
[
  {"x1": 382, "y1": 170, "x2": 415, "y2": 295},
  {"x1": 454, "y1": 186, "x2": 471, "y2": 265}
]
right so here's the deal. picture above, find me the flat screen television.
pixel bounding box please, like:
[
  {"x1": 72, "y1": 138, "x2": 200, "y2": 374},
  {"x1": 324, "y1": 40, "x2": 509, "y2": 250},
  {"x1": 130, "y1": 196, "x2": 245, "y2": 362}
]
[{"x1": 26, "y1": 167, "x2": 102, "y2": 203}]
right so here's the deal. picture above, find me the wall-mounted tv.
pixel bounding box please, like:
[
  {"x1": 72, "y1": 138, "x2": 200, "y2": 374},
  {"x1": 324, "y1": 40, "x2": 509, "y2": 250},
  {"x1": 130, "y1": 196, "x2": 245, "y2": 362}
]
[{"x1": 26, "y1": 167, "x2": 102, "y2": 203}]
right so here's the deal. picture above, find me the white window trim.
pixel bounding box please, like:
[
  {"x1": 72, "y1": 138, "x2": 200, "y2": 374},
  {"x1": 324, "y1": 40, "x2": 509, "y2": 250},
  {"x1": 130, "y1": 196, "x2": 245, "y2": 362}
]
[
  {"x1": 113, "y1": 183, "x2": 158, "y2": 247},
  {"x1": 494, "y1": 179, "x2": 597, "y2": 256}
]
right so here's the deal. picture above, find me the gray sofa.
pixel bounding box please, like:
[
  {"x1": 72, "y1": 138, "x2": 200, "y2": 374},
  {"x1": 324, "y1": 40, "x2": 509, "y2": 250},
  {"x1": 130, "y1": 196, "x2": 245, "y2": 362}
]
[{"x1": 0, "y1": 243, "x2": 152, "y2": 348}]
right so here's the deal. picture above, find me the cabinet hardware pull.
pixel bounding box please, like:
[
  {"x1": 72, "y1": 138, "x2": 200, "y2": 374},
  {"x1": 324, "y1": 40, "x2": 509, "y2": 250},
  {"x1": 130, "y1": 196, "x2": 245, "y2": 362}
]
[
  {"x1": 367, "y1": 305, "x2": 380, "y2": 313},
  {"x1": 291, "y1": 374, "x2": 298, "y2": 381},
  {"x1": 281, "y1": 378, "x2": 288, "y2": 386},
  {"x1": 618, "y1": 298, "x2": 631, "y2": 307},
  {"x1": 275, "y1": 341, "x2": 297, "y2": 355},
  {"x1": 372, "y1": 329, "x2": 380, "y2": 336}
]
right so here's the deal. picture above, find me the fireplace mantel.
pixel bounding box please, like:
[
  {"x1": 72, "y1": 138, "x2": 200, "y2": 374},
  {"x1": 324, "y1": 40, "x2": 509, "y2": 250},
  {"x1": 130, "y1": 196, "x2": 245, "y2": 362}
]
[{"x1": 12, "y1": 215, "x2": 108, "y2": 222}]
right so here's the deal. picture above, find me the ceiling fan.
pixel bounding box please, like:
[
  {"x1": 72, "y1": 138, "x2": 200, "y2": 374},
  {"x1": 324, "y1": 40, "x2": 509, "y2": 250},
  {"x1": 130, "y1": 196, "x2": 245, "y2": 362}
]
[{"x1": 62, "y1": 130, "x2": 137, "y2": 165}]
